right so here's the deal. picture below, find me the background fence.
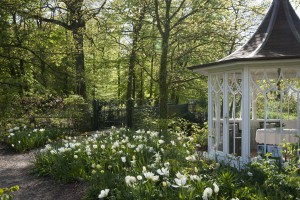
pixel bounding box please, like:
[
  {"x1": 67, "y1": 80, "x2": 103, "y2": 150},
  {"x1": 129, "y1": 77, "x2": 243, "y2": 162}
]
[
  {"x1": 92, "y1": 99, "x2": 207, "y2": 130},
  {"x1": 0, "y1": 99, "x2": 207, "y2": 132}
]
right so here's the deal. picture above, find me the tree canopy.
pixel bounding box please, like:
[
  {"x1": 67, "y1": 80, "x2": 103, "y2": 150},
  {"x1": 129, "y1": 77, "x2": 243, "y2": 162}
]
[{"x1": 1, "y1": 0, "x2": 287, "y2": 128}]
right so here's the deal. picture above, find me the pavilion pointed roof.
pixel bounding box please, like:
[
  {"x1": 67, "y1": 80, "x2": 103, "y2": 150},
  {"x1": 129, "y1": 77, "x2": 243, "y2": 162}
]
[{"x1": 190, "y1": 0, "x2": 300, "y2": 70}]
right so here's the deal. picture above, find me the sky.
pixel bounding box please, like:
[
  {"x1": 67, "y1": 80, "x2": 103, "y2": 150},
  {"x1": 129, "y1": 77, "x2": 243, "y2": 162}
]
[{"x1": 254, "y1": 0, "x2": 300, "y2": 15}]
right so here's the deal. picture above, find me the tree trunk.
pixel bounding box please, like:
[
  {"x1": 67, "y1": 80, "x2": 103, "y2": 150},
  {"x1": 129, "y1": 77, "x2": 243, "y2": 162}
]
[
  {"x1": 40, "y1": 49, "x2": 47, "y2": 87},
  {"x1": 159, "y1": 33, "x2": 169, "y2": 120},
  {"x1": 117, "y1": 61, "x2": 121, "y2": 99},
  {"x1": 138, "y1": 67, "x2": 144, "y2": 106},
  {"x1": 149, "y1": 18, "x2": 155, "y2": 99},
  {"x1": 72, "y1": 27, "x2": 87, "y2": 100},
  {"x1": 132, "y1": 69, "x2": 136, "y2": 99},
  {"x1": 125, "y1": 5, "x2": 146, "y2": 128},
  {"x1": 150, "y1": 55, "x2": 154, "y2": 99},
  {"x1": 126, "y1": 43, "x2": 136, "y2": 128}
]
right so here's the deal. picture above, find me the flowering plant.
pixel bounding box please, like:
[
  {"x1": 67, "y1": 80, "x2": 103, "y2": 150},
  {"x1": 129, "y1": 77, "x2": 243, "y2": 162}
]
[
  {"x1": 32, "y1": 127, "x2": 300, "y2": 200},
  {"x1": 2, "y1": 126, "x2": 69, "y2": 152}
]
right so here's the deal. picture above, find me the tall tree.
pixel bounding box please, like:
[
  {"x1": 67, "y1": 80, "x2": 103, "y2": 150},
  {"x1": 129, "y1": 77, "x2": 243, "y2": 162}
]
[
  {"x1": 21, "y1": 0, "x2": 107, "y2": 100},
  {"x1": 125, "y1": 1, "x2": 147, "y2": 128},
  {"x1": 153, "y1": 0, "x2": 212, "y2": 131}
]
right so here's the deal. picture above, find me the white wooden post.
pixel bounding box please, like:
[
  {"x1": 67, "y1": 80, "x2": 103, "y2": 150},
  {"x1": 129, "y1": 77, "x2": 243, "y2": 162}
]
[
  {"x1": 252, "y1": 90, "x2": 257, "y2": 120},
  {"x1": 263, "y1": 94, "x2": 267, "y2": 155},
  {"x1": 242, "y1": 67, "x2": 250, "y2": 162},
  {"x1": 297, "y1": 92, "x2": 300, "y2": 134},
  {"x1": 280, "y1": 91, "x2": 283, "y2": 143},
  {"x1": 216, "y1": 93, "x2": 220, "y2": 152},
  {"x1": 208, "y1": 74, "x2": 213, "y2": 154},
  {"x1": 223, "y1": 72, "x2": 229, "y2": 154}
]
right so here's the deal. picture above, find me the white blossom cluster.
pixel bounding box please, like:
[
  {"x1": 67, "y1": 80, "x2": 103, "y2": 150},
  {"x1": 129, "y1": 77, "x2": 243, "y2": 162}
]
[{"x1": 36, "y1": 127, "x2": 221, "y2": 199}]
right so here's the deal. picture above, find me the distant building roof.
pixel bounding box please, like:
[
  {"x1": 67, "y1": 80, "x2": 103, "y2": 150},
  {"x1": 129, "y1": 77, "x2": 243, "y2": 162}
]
[{"x1": 190, "y1": 0, "x2": 300, "y2": 70}]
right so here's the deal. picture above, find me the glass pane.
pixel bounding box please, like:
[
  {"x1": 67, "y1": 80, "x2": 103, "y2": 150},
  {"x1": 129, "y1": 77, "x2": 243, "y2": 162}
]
[
  {"x1": 250, "y1": 67, "x2": 300, "y2": 158},
  {"x1": 211, "y1": 73, "x2": 223, "y2": 152},
  {"x1": 227, "y1": 71, "x2": 242, "y2": 156}
]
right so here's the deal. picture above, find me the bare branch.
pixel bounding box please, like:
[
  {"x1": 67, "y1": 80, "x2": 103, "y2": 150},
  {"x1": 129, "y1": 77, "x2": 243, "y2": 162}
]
[
  {"x1": 170, "y1": 0, "x2": 186, "y2": 21},
  {"x1": 154, "y1": 0, "x2": 164, "y2": 35},
  {"x1": 171, "y1": 9, "x2": 198, "y2": 30},
  {"x1": 85, "y1": 0, "x2": 107, "y2": 20},
  {"x1": 136, "y1": 59, "x2": 159, "y2": 83},
  {"x1": 2, "y1": 44, "x2": 74, "y2": 78},
  {"x1": 170, "y1": 75, "x2": 203, "y2": 85},
  {"x1": 171, "y1": 0, "x2": 211, "y2": 30},
  {"x1": 20, "y1": 11, "x2": 72, "y2": 30}
]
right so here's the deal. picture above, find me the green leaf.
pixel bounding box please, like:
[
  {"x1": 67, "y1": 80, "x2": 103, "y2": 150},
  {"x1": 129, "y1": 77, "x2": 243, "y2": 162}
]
[{"x1": 10, "y1": 185, "x2": 19, "y2": 192}]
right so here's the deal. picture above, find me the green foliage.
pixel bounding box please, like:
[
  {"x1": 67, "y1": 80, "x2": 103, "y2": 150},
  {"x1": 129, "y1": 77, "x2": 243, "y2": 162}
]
[
  {"x1": 246, "y1": 155, "x2": 300, "y2": 199},
  {"x1": 0, "y1": 185, "x2": 19, "y2": 200},
  {"x1": 1, "y1": 94, "x2": 91, "y2": 133},
  {"x1": 61, "y1": 95, "x2": 90, "y2": 131},
  {"x1": 133, "y1": 106, "x2": 159, "y2": 131},
  {"x1": 217, "y1": 170, "x2": 237, "y2": 198},
  {"x1": 133, "y1": 111, "x2": 208, "y2": 150},
  {"x1": 1, "y1": 94, "x2": 63, "y2": 128},
  {"x1": 0, "y1": 0, "x2": 271, "y2": 130},
  {"x1": 281, "y1": 140, "x2": 300, "y2": 172},
  {"x1": 168, "y1": 118, "x2": 208, "y2": 150}
]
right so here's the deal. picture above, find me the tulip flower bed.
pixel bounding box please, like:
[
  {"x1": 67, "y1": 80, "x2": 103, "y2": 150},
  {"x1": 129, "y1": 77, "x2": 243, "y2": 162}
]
[
  {"x1": 1, "y1": 126, "x2": 71, "y2": 153},
  {"x1": 33, "y1": 128, "x2": 300, "y2": 200}
]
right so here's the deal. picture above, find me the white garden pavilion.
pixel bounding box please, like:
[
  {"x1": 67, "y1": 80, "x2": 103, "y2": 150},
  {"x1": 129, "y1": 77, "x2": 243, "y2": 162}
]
[{"x1": 190, "y1": 0, "x2": 300, "y2": 164}]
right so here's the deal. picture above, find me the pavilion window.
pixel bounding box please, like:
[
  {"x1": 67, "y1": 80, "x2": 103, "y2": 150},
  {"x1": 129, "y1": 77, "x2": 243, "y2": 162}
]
[{"x1": 211, "y1": 73, "x2": 224, "y2": 152}]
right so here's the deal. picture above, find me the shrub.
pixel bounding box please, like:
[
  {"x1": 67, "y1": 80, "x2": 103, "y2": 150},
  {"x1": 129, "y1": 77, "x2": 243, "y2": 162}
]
[
  {"x1": 61, "y1": 95, "x2": 90, "y2": 131},
  {"x1": 133, "y1": 106, "x2": 159, "y2": 130},
  {"x1": 168, "y1": 118, "x2": 208, "y2": 150},
  {"x1": 0, "y1": 94, "x2": 91, "y2": 133}
]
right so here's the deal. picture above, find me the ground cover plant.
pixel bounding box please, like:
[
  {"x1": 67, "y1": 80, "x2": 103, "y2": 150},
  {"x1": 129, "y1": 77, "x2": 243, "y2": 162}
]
[
  {"x1": 33, "y1": 127, "x2": 300, "y2": 200},
  {"x1": 0, "y1": 185, "x2": 19, "y2": 200}
]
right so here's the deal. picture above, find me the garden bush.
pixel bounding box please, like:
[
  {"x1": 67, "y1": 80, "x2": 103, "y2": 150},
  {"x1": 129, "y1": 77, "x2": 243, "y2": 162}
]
[
  {"x1": 132, "y1": 106, "x2": 159, "y2": 131},
  {"x1": 168, "y1": 118, "x2": 208, "y2": 150},
  {"x1": 133, "y1": 111, "x2": 208, "y2": 150},
  {"x1": 247, "y1": 154, "x2": 300, "y2": 200},
  {"x1": 0, "y1": 94, "x2": 91, "y2": 134}
]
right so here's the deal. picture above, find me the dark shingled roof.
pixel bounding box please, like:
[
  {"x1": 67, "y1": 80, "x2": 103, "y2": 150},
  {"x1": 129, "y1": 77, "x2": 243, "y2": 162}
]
[{"x1": 190, "y1": 0, "x2": 300, "y2": 70}]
